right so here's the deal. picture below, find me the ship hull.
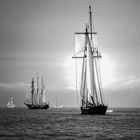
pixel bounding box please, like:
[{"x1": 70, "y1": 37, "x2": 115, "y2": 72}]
[
  {"x1": 24, "y1": 103, "x2": 49, "y2": 109},
  {"x1": 7, "y1": 105, "x2": 15, "y2": 108},
  {"x1": 81, "y1": 105, "x2": 107, "y2": 115},
  {"x1": 53, "y1": 105, "x2": 64, "y2": 108}
]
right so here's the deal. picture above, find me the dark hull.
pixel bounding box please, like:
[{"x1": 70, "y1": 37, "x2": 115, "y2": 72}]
[
  {"x1": 24, "y1": 103, "x2": 49, "y2": 109},
  {"x1": 81, "y1": 105, "x2": 107, "y2": 115}
]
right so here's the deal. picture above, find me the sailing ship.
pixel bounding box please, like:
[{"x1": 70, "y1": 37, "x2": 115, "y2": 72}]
[
  {"x1": 107, "y1": 109, "x2": 113, "y2": 113},
  {"x1": 107, "y1": 97, "x2": 113, "y2": 113},
  {"x1": 24, "y1": 73, "x2": 49, "y2": 109},
  {"x1": 53, "y1": 98, "x2": 64, "y2": 108},
  {"x1": 72, "y1": 6, "x2": 107, "y2": 115},
  {"x1": 7, "y1": 97, "x2": 15, "y2": 108}
]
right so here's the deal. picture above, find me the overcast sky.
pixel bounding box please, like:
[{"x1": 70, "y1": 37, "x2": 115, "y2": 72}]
[{"x1": 0, "y1": 0, "x2": 140, "y2": 107}]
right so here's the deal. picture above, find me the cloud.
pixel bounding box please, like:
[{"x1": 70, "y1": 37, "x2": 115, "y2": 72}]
[
  {"x1": 0, "y1": 82, "x2": 30, "y2": 107},
  {"x1": 106, "y1": 75, "x2": 140, "y2": 90},
  {"x1": 0, "y1": 82, "x2": 29, "y2": 91}
]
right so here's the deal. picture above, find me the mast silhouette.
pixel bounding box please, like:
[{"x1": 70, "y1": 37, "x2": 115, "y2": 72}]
[
  {"x1": 72, "y1": 6, "x2": 107, "y2": 115},
  {"x1": 24, "y1": 73, "x2": 49, "y2": 110}
]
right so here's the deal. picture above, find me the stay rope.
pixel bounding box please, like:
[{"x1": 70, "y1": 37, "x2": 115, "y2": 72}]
[{"x1": 75, "y1": 59, "x2": 80, "y2": 107}]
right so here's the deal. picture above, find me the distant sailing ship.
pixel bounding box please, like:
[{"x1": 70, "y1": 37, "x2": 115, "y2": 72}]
[
  {"x1": 107, "y1": 109, "x2": 113, "y2": 113},
  {"x1": 72, "y1": 6, "x2": 107, "y2": 115},
  {"x1": 24, "y1": 73, "x2": 49, "y2": 109},
  {"x1": 53, "y1": 105, "x2": 64, "y2": 108},
  {"x1": 7, "y1": 97, "x2": 15, "y2": 108},
  {"x1": 53, "y1": 99, "x2": 64, "y2": 108},
  {"x1": 107, "y1": 97, "x2": 113, "y2": 113}
]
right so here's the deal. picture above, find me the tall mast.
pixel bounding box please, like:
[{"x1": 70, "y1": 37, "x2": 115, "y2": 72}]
[
  {"x1": 31, "y1": 78, "x2": 34, "y2": 105},
  {"x1": 41, "y1": 76, "x2": 44, "y2": 104},
  {"x1": 41, "y1": 77, "x2": 43, "y2": 88},
  {"x1": 89, "y1": 5, "x2": 93, "y2": 40},
  {"x1": 86, "y1": 26, "x2": 96, "y2": 104},
  {"x1": 36, "y1": 73, "x2": 39, "y2": 105}
]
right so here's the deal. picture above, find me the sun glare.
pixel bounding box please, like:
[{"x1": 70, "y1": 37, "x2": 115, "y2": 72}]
[
  {"x1": 63, "y1": 55, "x2": 76, "y2": 89},
  {"x1": 100, "y1": 54, "x2": 115, "y2": 87},
  {"x1": 63, "y1": 54, "x2": 115, "y2": 89}
]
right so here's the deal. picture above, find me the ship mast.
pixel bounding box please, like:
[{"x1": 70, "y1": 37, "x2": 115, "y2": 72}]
[
  {"x1": 73, "y1": 6, "x2": 107, "y2": 114},
  {"x1": 41, "y1": 76, "x2": 44, "y2": 105},
  {"x1": 72, "y1": 6, "x2": 100, "y2": 105},
  {"x1": 36, "y1": 73, "x2": 39, "y2": 105},
  {"x1": 89, "y1": 6, "x2": 93, "y2": 40},
  {"x1": 31, "y1": 78, "x2": 34, "y2": 105}
]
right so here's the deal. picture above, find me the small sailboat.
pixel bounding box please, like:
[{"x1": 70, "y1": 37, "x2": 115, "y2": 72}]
[
  {"x1": 24, "y1": 73, "x2": 49, "y2": 109},
  {"x1": 107, "y1": 97, "x2": 113, "y2": 113},
  {"x1": 107, "y1": 109, "x2": 113, "y2": 113},
  {"x1": 7, "y1": 97, "x2": 15, "y2": 108},
  {"x1": 53, "y1": 104, "x2": 64, "y2": 108},
  {"x1": 72, "y1": 6, "x2": 107, "y2": 115},
  {"x1": 53, "y1": 99, "x2": 64, "y2": 108}
]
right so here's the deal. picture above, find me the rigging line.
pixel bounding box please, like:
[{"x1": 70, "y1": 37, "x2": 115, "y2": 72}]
[
  {"x1": 93, "y1": 68, "x2": 98, "y2": 104},
  {"x1": 75, "y1": 59, "x2": 80, "y2": 107},
  {"x1": 80, "y1": 58, "x2": 86, "y2": 106},
  {"x1": 93, "y1": 62, "x2": 99, "y2": 104},
  {"x1": 82, "y1": 58, "x2": 89, "y2": 105},
  {"x1": 97, "y1": 58, "x2": 103, "y2": 94},
  {"x1": 95, "y1": 58, "x2": 103, "y2": 104},
  {"x1": 73, "y1": 49, "x2": 86, "y2": 58},
  {"x1": 80, "y1": 58, "x2": 85, "y2": 98},
  {"x1": 79, "y1": 37, "x2": 85, "y2": 47},
  {"x1": 98, "y1": 58, "x2": 106, "y2": 103},
  {"x1": 83, "y1": 35, "x2": 90, "y2": 106}
]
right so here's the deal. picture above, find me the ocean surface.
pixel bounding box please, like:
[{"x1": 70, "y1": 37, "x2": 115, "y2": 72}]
[{"x1": 0, "y1": 107, "x2": 140, "y2": 140}]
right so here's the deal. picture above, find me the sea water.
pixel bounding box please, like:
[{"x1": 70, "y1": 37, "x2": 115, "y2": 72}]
[{"x1": 0, "y1": 107, "x2": 140, "y2": 140}]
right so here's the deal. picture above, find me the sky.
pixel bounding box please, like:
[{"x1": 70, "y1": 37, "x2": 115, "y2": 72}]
[{"x1": 0, "y1": 0, "x2": 140, "y2": 107}]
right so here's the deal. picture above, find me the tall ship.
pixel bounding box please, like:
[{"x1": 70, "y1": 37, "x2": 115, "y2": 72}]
[
  {"x1": 72, "y1": 6, "x2": 107, "y2": 115},
  {"x1": 7, "y1": 97, "x2": 15, "y2": 108},
  {"x1": 24, "y1": 73, "x2": 49, "y2": 109}
]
